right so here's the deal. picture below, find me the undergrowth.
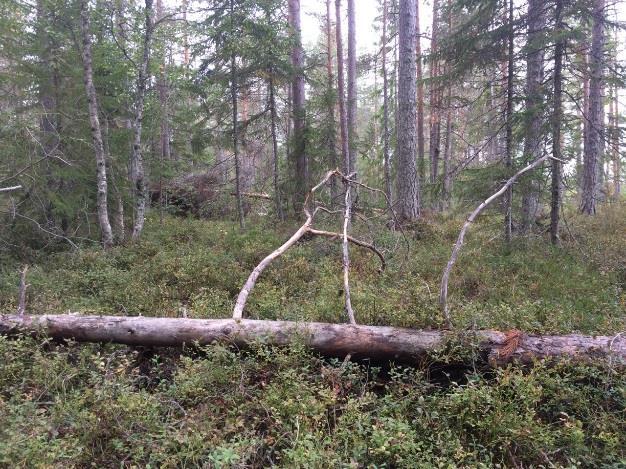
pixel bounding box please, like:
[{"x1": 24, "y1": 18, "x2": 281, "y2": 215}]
[{"x1": 0, "y1": 203, "x2": 624, "y2": 467}]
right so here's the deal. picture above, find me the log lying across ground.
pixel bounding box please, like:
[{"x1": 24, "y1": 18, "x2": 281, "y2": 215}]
[{"x1": 1, "y1": 314, "x2": 624, "y2": 366}]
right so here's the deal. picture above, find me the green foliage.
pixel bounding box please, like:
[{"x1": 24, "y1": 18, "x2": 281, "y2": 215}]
[{"x1": 0, "y1": 336, "x2": 624, "y2": 467}]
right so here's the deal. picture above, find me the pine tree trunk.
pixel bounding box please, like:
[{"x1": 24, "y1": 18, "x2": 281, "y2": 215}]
[
  {"x1": 550, "y1": 0, "x2": 564, "y2": 245},
  {"x1": 381, "y1": 0, "x2": 392, "y2": 203},
  {"x1": 288, "y1": 0, "x2": 307, "y2": 212},
  {"x1": 346, "y1": 0, "x2": 357, "y2": 174},
  {"x1": 78, "y1": 0, "x2": 114, "y2": 248},
  {"x1": 396, "y1": 0, "x2": 420, "y2": 221},
  {"x1": 520, "y1": 0, "x2": 546, "y2": 232},
  {"x1": 504, "y1": 0, "x2": 514, "y2": 243},
  {"x1": 156, "y1": 0, "x2": 171, "y2": 163},
  {"x1": 416, "y1": 0, "x2": 425, "y2": 186},
  {"x1": 335, "y1": 0, "x2": 349, "y2": 175},
  {"x1": 130, "y1": 0, "x2": 154, "y2": 240},
  {"x1": 428, "y1": 0, "x2": 441, "y2": 186},
  {"x1": 613, "y1": 85, "x2": 621, "y2": 198},
  {"x1": 581, "y1": 0, "x2": 605, "y2": 215},
  {"x1": 268, "y1": 74, "x2": 284, "y2": 221},
  {"x1": 230, "y1": 0, "x2": 245, "y2": 229},
  {"x1": 325, "y1": 0, "x2": 339, "y2": 203}
]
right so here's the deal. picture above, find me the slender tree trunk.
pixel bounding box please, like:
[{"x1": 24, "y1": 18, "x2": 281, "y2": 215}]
[
  {"x1": 504, "y1": 0, "x2": 514, "y2": 243},
  {"x1": 520, "y1": 0, "x2": 546, "y2": 232},
  {"x1": 550, "y1": 0, "x2": 564, "y2": 245},
  {"x1": 613, "y1": 85, "x2": 621, "y2": 198},
  {"x1": 581, "y1": 0, "x2": 606, "y2": 215},
  {"x1": 130, "y1": 0, "x2": 154, "y2": 240},
  {"x1": 288, "y1": 0, "x2": 307, "y2": 212},
  {"x1": 442, "y1": 87, "x2": 452, "y2": 210},
  {"x1": 79, "y1": 0, "x2": 114, "y2": 248},
  {"x1": 346, "y1": 0, "x2": 357, "y2": 174},
  {"x1": 156, "y1": 0, "x2": 171, "y2": 163},
  {"x1": 396, "y1": 0, "x2": 420, "y2": 221},
  {"x1": 325, "y1": 0, "x2": 339, "y2": 203},
  {"x1": 381, "y1": 0, "x2": 392, "y2": 203},
  {"x1": 416, "y1": 0, "x2": 425, "y2": 186},
  {"x1": 429, "y1": 0, "x2": 442, "y2": 187},
  {"x1": 230, "y1": 0, "x2": 245, "y2": 229},
  {"x1": 268, "y1": 73, "x2": 284, "y2": 221},
  {"x1": 335, "y1": 0, "x2": 349, "y2": 175}
]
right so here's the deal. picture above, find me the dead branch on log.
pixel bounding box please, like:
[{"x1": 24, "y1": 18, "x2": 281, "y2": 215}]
[
  {"x1": 229, "y1": 191, "x2": 272, "y2": 200},
  {"x1": 0, "y1": 185, "x2": 22, "y2": 193},
  {"x1": 439, "y1": 155, "x2": 549, "y2": 326},
  {"x1": 233, "y1": 169, "x2": 395, "y2": 321},
  {"x1": 16, "y1": 265, "x2": 29, "y2": 316},
  {"x1": 1, "y1": 314, "x2": 624, "y2": 366}
]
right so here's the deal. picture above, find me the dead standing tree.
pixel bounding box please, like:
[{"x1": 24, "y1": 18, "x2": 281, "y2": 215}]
[{"x1": 232, "y1": 170, "x2": 390, "y2": 323}]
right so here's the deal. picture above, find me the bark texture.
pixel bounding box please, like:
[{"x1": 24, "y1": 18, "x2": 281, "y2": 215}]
[
  {"x1": 346, "y1": 0, "x2": 357, "y2": 173},
  {"x1": 396, "y1": 0, "x2": 420, "y2": 221},
  {"x1": 550, "y1": 0, "x2": 564, "y2": 245},
  {"x1": 79, "y1": 0, "x2": 114, "y2": 248},
  {"x1": 1, "y1": 315, "x2": 624, "y2": 366},
  {"x1": 130, "y1": 0, "x2": 154, "y2": 240},
  {"x1": 520, "y1": 0, "x2": 546, "y2": 232},
  {"x1": 581, "y1": 0, "x2": 606, "y2": 215},
  {"x1": 335, "y1": 0, "x2": 349, "y2": 175},
  {"x1": 288, "y1": 0, "x2": 307, "y2": 210}
]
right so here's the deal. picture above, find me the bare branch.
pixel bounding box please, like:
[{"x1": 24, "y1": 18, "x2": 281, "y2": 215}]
[
  {"x1": 308, "y1": 229, "x2": 386, "y2": 271},
  {"x1": 342, "y1": 182, "x2": 356, "y2": 325},
  {"x1": 0, "y1": 186, "x2": 22, "y2": 193},
  {"x1": 17, "y1": 265, "x2": 29, "y2": 316},
  {"x1": 439, "y1": 155, "x2": 549, "y2": 326}
]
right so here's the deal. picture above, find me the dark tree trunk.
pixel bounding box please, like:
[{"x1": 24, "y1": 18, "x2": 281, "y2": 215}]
[
  {"x1": 396, "y1": 0, "x2": 420, "y2": 221},
  {"x1": 428, "y1": 0, "x2": 441, "y2": 186},
  {"x1": 416, "y1": 0, "x2": 425, "y2": 186},
  {"x1": 504, "y1": 0, "x2": 514, "y2": 243},
  {"x1": 346, "y1": 0, "x2": 357, "y2": 174},
  {"x1": 288, "y1": 0, "x2": 307, "y2": 211},
  {"x1": 79, "y1": 0, "x2": 114, "y2": 248},
  {"x1": 268, "y1": 73, "x2": 284, "y2": 221},
  {"x1": 550, "y1": 0, "x2": 565, "y2": 245},
  {"x1": 381, "y1": 0, "x2": 392, "y2": 202},
  {"x1": 230, "y1": 0, "x2": 245, "y2": 229},
  {"x1": 581, "y1": 0, "x2": 606, "y2": 214},
  {"x1": 520, "y1": 0, "x2": 546, "y2": 232},
  {"x1": 335, "y1": 0, "x2": 349, "y2": 175},
  {"x1": 325, "y1": 0, "x2": 339, "y2": 203}
]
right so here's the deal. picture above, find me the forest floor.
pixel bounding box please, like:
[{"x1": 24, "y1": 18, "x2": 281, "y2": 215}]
[{"x1": 0, "y1": 203, "x2": 624, "y2": 467}]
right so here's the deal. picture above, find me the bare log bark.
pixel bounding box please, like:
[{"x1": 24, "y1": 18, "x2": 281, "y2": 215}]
[
  {"x1": 1, "y1": 315, "x2": 624, "y2": 366},
  {"x1": 440, "y1": 155, "x2": 550, "y2": 325}
]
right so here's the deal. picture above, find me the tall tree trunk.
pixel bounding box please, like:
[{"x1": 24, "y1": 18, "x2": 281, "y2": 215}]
[
  {"x1": 156, "y1": 0, "x2": 171, "y2": 163},
  {"x1": 504, "y1": 0, "x2": 514, "y2": 243},
  {"x1": 346, "y1": 0, "x2": 357, "y2": 174},
  {"x1": 288, "y1": 0, "x2": 307, "y2": 212},
  {"x1": 520, "y1": 0, "x2": 546, "y2": 232},
  {"x1": 428, "y1": 0, "x2": 441, "y2": 186},
  {"x1": 396, "y1": 0, "x2": 420, "y2": 221},
  {"x1": 130, "y1": 0, "x2": 154, "y2": 240},
  {"x1": 230, "y1": 0, "x2": 245, "y2": 229},
  {"x1": 550, "y1": 0, "x2": 564, "y2": 245},
  {"x1": 381, "y1": 0, "x2": 392, "y2": 202},
  {"x1": 325, "y1": 0, "x2": 339, "y2": 203},
  {"x1": 268, "y1": 74, "x2": 284, "y2": 221},
  {"x1": 416, "y1": 0, "x2": 425, "y2": 186},
  {"x1": 581, "y1": 0, "x2": 605, "y2": 215},
  {"x1": 613, "y1": 84, "x2": 621, "y2": 199},
  {"x1": 335, "y1": 0, "x2": 349, "y2": 175},
  {"x1": 79, "y1": 0, "x2": 114, "y2": 248}
]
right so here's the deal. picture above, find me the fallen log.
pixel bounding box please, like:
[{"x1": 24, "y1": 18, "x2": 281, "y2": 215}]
[{"x1": 1, "y1": 314, "x2": 624, "y2": 366}]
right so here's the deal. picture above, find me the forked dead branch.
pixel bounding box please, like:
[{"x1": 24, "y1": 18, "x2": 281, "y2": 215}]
[{"x1": 232, "y1": 169, "x2": 392, "y2": 323}]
